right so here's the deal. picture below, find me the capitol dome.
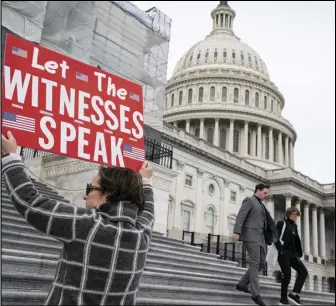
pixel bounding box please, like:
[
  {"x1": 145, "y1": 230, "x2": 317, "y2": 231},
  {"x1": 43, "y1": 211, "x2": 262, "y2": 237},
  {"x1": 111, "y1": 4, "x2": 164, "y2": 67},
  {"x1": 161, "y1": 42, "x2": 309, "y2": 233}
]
[
  {"x1": 164, "y1": 1, "x2": 297, "y2": 170},
  {"x1": 173, "y1": 2, "x2": 269, "y2": 79}
]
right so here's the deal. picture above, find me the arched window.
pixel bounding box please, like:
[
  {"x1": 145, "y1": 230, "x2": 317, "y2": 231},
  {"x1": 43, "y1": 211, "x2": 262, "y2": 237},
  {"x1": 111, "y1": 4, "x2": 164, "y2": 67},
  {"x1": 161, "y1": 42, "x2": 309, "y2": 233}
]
[
  {"x1": 248, "y1": 132, "x2": 252, "y2": 155},
  {"x1": 256, "y1": 134, "x2": 258, "y2": 156},
  {"x1": 207, "y1": 127, "x2": 214, "y2": 144},
  {"x1": 222, "y1": 87, "x2": 227, "y2": 102},
  {"x1": 245, "y1": 90, "x2": 250, "y2": 105},
  {"x1": 264, "y1": 96, "x2": 268, "y2": 109},
  {"x1": 171, "y1": 94, "x2": 175, "y2": 107},
  {"x1": 206, "y1": 207, "x2": 215, "y2": 234},
  {"x1": 234, "y1": 88, "x2": 239, "y2": 103},
  {"x1": 179, "y1": 91, "x2": 183, "y2": 105},
  {"x1": 205, "y1": 49, "x2": 209, "y2": 59},
  {"x1": 233, "y1": 129, "x2": 240, "y2": 152},
  {"x1": 197, "y1": 52, "x2": 201, "y2": 60},
  {"x1": 240, "y1": 52, "x2": 244, "y2": 61},
  {"x1": 223, "y1": 49, "x2": 227, "y2": 58},
  {"x1": 220, "y1": 129, "x2": 226, "y2": 149},
  {"x1": 198, "y1": 87, "x2": 204, "y2": 102},
  {"x1": 210, "y1": 86, "x2": 216, "y2": 101},
  {"x1": 265, "y1": 136, "x2": 270, "y2": 160},
  {"x1": 188, "y1": 89, "x2": 193, "y2": 104},
  {"x1": 195, "y1": 128, "x2": 200, "y2": 138},
  {"x1": 232, "y1": 50, "x2": 236, "y2": 59},
  {"x1": 273, "y1": 139, "x2": 277, "y2": 162},
  {"x1": 214, "y1": 49, "x2": 218, "y2": 59},
  {"x1": 255, "y1": 92, "x2": 260, "y2": 108}
]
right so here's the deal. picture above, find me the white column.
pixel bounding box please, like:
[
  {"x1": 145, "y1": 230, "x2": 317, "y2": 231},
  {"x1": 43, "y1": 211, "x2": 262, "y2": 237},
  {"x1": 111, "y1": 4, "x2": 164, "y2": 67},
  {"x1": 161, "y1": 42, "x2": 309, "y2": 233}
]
[
  {"x1": 214, "y1": 118, "x2": 220, "y2": 146},
  {"x1": 266, "y1": 195, "x2": 275, "y2": 219},
  {"x1": 290, "y1": 140, "x2": 294, "y2": 168},
  {"x1": 319, "y1": 209, "x2": 326, "y2": 259},
  {"x1": 186, "y1": 120, "x2": 190, "y2": 133},
  {"x1": 285, "y1": 136, "x2": 289, "y2": 167},
  {"x1": 200, "y1": 118, "x2": 204, "y2": 139},
  {"x1": 303, "y1": 203, "x2": 311, "y2": 255},
  {"x1": 252, "y1": 129, "x2": 257, "y2": 157},
  {"x1": 257, "y1": 124, "x2": 262, "y2": 158},
  {"x1": 229, "y1": 119, "x2": 234, "y2": 152},
  {"x1": 173, "y1": 121, "x2": 177, "y2": 127},
  {"x1": 269, "y1": 128, "x2": 274, "y2": 162},
  {"x1": 312, "y1": 206, "x2": 319, "y2": 257},
  {"x1": 295, "y1": 199, "x2": 301, "y2": 238},
  {"x1": 278, "y1": 131, "x2": 283, "y2": 165},
  {"x1": 244, "y1": 121, "x2": 249, "y2": 156},
  {"x1": 285, "y1": 193, "x2": 292, "y2": 209}
]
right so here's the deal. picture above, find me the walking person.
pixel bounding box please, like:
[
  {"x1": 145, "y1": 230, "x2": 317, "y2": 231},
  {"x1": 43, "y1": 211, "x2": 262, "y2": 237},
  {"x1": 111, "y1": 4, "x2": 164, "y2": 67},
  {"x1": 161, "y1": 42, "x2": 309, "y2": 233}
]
[
  {"x1": 233, "y1": 184, "x2": 277, "y2": 306},
  {"x1": 2, "y1": 131, "x2": 155, "y2": 305},
  {"x1": 275, "y1": 206, "x2": 308, "y2": 305}
]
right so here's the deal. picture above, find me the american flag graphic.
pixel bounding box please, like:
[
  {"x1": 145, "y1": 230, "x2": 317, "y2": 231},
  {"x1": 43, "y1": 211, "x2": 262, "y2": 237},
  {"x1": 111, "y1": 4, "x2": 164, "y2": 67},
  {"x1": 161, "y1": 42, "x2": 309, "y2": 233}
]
[
  {"x1": 123, "y1": 144, "x2": 145, "y2": 161},
  {"x1": 76, "y1": 72, "x2": 88, "y2": 82},
  {"x1": 12, "y1": 47, "x2": 27, "y2": 58},
  {"x1": 129, "y1": 92, "x2": 140, "y2": 102},
  {"x1": 3, "y1": 112, "x2": 35, "y2": 133}
]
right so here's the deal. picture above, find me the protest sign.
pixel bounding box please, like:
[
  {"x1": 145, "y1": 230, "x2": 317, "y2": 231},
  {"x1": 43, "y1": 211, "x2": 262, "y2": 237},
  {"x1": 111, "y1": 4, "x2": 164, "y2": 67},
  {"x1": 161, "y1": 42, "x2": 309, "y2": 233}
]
[{"x1": 2, "y1": 34, "x2": 145, "y2": 171}]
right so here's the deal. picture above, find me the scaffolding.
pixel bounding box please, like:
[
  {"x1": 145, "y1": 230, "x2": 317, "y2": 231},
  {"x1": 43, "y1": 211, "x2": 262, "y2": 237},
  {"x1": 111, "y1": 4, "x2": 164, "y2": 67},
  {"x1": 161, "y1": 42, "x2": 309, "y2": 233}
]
[{"x1": 1, "y1": 1, "x2": 172, "y2": 130}]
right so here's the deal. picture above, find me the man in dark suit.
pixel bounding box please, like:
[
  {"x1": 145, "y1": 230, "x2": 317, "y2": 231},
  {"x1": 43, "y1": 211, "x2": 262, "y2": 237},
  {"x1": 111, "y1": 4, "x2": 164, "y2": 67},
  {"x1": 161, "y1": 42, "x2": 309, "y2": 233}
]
[{"x1": 233, "y1": 184, "x2": 277, "y2": 306}]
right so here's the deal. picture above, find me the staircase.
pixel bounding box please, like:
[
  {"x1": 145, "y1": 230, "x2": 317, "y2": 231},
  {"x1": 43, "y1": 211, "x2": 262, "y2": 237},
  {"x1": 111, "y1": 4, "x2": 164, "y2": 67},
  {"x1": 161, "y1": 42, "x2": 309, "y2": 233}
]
[{"x1": 1, "y1": 179, "x2": 335, "y2": 305}]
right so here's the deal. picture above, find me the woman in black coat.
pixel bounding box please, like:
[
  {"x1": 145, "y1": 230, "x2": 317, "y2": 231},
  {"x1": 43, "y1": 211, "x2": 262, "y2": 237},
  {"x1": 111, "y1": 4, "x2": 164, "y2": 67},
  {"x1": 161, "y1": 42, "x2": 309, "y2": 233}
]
[{"x1": 275, "y1": 206, "x2": 308, "y2": 305}]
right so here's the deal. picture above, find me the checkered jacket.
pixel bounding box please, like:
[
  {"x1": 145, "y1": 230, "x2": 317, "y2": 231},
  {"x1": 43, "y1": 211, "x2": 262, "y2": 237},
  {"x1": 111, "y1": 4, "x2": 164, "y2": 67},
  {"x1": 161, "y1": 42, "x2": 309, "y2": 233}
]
[{"x1": 2, "y1": 154, "x2": 155, "y2": 305}]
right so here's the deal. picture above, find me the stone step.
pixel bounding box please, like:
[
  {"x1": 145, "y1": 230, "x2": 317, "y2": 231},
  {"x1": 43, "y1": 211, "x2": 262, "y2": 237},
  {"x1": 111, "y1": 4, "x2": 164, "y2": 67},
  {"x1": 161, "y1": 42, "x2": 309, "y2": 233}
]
[
  {"x1": 1, "y1": 183, "x2": 58, "y2": 195},
  {"x1": 1, "y1": 221, "x2": 203, "y2": 252},
  {"x1": 2, "y1": 239, "x2": 62, "y2": 255},
  {"x1": 0, "y1": 289, "x2": 254, "y2": 306},
  {"x1": 2, "y1": 212, "x2": 209, "y2": 257},
  {"x1": 1, "y1": 253, "x2": 333, "y2": 303},
  {"x1": 2, "y1": 179, "x2": 53, "y2": 191},
  {"x1": 1, "y1": 239, "x2": 236, "y2": 275},
  {"x1": 1, "y1": 229, "x2": 227, "y2": 265},
  {"x1": 1, "y1": 286, "x2": 332, "y2": 306},
  {"x1": 136, "y1": 298, "x2": 253, "y2": 305},
  {"x1": 1, "y1": 192, "x2": 70, "y2": 203},
  {"x1": 1, "y1": 251, "x2": 268, "y2": 284}
]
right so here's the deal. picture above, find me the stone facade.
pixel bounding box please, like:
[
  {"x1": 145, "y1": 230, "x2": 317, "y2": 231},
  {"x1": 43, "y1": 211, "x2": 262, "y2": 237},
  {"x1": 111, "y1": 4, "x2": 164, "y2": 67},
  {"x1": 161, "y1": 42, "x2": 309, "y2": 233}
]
[{"x1": 162, "y1": 1, "x2": 335, "y2": 293}]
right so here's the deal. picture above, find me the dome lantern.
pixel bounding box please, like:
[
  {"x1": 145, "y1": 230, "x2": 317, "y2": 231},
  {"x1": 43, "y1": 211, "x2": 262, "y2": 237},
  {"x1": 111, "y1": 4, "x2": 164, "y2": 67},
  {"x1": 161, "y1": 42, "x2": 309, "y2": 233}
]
[{"x1": 211, "y1": 1, "x2": 236, "y2": 34}]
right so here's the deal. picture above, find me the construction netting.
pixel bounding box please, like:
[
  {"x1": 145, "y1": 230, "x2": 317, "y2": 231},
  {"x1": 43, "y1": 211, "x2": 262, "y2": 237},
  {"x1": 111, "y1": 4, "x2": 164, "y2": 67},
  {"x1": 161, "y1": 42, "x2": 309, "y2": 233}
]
[{"x1": 1, "y1": 1, "x2": 172, "y2": 130}]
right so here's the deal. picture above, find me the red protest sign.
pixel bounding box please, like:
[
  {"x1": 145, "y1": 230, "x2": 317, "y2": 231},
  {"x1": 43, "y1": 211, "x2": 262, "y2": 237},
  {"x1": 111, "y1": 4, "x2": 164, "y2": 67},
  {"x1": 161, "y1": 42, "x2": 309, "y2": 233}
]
[{"x1": 2, "y1": 34, "x2": 145, "y2": 171}]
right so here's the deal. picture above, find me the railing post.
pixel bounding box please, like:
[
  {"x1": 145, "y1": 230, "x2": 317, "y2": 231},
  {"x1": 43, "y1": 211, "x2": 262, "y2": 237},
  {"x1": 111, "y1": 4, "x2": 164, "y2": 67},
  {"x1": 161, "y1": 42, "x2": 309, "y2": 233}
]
[
  {"x1": 224, "y1": 243, "x2": 228, "y2": 260},
  {"x1": 216, "y1": 235, "x2": 220, "y2": 255},
  {"x1": 20, "y1": 147, "x2": 24, "y2": 156},
  {"x1": 191, "y1": 231, "x2": 195, "y2": 245},
  {"x1": 207, "y1": 234, "x2": 211, "y2": 253}
]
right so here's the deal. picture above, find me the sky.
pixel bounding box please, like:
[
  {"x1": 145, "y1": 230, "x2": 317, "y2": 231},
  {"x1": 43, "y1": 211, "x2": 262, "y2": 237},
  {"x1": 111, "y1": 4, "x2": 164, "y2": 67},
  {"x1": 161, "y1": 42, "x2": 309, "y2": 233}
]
[{"x1": 135, "y1": 1, "x2": 335, "y2": 184}]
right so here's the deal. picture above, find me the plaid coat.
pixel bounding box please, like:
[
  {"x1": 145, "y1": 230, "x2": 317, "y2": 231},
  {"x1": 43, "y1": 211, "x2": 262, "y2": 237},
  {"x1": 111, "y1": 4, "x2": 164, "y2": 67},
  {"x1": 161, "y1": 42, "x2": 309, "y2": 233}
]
[{"x1": 2, "y1": 154, "x2": 155, "y2": 305}]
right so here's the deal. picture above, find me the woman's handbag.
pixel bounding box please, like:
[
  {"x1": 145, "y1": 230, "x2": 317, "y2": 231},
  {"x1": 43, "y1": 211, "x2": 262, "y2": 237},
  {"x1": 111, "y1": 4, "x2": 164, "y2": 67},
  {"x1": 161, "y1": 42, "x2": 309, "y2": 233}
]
[{"x1": 266, "y1": 221, "x2": 286, "y2": 266}]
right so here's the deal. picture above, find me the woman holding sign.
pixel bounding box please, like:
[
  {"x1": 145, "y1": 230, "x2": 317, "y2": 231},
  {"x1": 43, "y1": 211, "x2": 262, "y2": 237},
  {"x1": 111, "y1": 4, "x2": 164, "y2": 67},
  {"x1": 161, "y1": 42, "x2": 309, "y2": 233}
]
[{"x1": 2, "y1": 131, "x2": 155, "y2": 306}]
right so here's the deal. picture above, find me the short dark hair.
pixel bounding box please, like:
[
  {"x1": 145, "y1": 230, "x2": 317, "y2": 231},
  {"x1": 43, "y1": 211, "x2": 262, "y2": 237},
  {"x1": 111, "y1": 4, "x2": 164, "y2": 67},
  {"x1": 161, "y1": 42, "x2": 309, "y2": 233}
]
[
  {"x1": 285, "y1": 206, "x2": 301, "y2": 218},
  {"x1": 254, "y1": 183, "x2": 270, "y2": 193},
  {"x1": 98, "y1": 165, "x2": 144, "y2": 211}
]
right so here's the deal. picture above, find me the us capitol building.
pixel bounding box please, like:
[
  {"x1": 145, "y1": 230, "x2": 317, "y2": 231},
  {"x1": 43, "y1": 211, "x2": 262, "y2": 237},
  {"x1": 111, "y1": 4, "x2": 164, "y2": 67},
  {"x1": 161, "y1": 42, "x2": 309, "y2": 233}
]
[{"x1": 161, "y1": 1, "x2": 335, "y2": 292}]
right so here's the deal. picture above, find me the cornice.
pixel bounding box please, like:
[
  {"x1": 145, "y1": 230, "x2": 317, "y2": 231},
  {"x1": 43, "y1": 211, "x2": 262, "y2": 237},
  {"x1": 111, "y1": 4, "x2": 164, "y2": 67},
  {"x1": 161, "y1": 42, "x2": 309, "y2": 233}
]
[{"x1": 164, "y1": 107, "x2": 297, "y2": 140}]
